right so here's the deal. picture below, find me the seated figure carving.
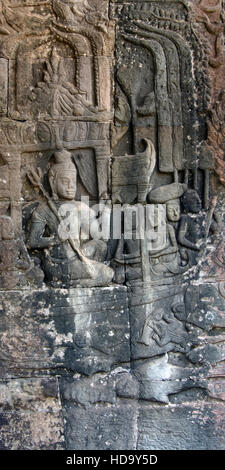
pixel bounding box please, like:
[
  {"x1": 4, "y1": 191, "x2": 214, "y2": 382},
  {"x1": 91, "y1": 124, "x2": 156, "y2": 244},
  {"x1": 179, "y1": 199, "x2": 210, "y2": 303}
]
[
  {"x1": 28, "y1": 149, "x2": 114, "y2": 287},
  {"x1": 0, "y1": 215, "x2": 31, "y2": 289},
  {"x1": 147, "y1": 183, "x2": 187, "y2": 277}
]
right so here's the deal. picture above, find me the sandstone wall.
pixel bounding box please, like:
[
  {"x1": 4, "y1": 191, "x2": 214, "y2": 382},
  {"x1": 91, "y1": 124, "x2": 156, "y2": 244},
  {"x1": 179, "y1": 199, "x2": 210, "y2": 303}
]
[{"x1": 0, "y1": 0, "x2": 224, "y2": 450}]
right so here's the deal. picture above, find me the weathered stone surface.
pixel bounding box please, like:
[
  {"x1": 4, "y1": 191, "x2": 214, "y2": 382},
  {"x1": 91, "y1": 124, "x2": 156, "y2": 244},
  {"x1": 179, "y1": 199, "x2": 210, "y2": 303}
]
[
  {"x1": 0, "y1": 286, "x2": 129, "y2": 377},
  {"x1": 137, "y1": 403, "x2": 225, "y2": 450},
  {"x1": 132, "y1": 354, "x2": 208, "y2": 404},
  {"x1": 62, "y1": 402, "x2": 138, "y2": 450},
  {"x1": 0, "y1": 0, "x2": 224, "y2": 451},
  {"x1": 0, "y1": 377, "x2": 65, "y2": 450}
]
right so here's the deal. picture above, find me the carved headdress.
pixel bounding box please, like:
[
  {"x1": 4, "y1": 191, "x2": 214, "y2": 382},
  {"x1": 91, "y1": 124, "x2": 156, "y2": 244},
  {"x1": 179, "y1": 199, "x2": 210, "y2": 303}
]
[
  {"x1": 49, "y1": 149, "x2": 77, "y2": 178},
  {"x1": 148, "y1": 183, "x2": 187, "y2": 204},
  {"x1": 48, "y1": 149, "x2": 77, "y2": 200}
]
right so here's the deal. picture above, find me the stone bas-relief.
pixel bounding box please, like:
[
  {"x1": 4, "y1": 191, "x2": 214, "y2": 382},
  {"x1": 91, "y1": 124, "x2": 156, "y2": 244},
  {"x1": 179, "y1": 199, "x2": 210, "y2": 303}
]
[
  {"x1": 0, "y1": 214, "x2": 43, "y2": 289},
  {"x1": 0, "y1": 0, "x2": 224, "y2": 451},
  {"x1": 27, "y1": 148, "x2": 114, "y2": 287},
  {"x1": 0, "y1": 215, "x2": 29, "y2": 289}
]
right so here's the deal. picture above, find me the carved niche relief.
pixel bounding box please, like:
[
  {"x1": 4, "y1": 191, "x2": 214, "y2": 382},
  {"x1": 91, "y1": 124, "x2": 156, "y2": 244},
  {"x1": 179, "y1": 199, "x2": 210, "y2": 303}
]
[{"x1": 0, "y1": 2, "x2": 222, "y2": 299}]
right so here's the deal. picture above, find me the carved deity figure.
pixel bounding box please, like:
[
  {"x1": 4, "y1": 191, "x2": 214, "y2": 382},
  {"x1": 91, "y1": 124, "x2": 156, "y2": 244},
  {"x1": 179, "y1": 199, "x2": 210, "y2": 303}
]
[
  {"x1": 53, "y1": 0, "x2": 109, "y2": 33},
  {"x1": 0, "y1": 215, "x2": 30, "y2": 289},
  {"x1": 30, "y1": 47, "x2": 98, "y2": 119},
  {"x1": 178, "y1": 189, "x2": 204, "y2": 253},
  {"x1": 147, "y1": 183, "x2": 187, "y2": 276},
  {"x1": 28, "y1": 149, "x2": 114, "y2": 287}
]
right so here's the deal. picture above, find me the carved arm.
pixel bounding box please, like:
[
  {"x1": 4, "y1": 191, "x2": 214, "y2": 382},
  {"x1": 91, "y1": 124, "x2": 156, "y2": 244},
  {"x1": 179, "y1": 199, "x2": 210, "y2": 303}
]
[{"x1": 28, "y1": 218, "x2": 56, "y2": 250}]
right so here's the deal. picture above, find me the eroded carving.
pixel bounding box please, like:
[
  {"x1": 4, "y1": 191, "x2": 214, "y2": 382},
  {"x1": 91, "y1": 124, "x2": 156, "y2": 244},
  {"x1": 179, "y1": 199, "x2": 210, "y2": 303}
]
[
  {"x1": 0, "y1": 214, "x2": 42, "y2": 289},
  {"x1": 192, "y1": 0, "x2": 224, "y2": 68},
  {"x1": 30, "y1": 47, "x2": 99, "y2": 119},
  {"x1": 148, "y1": 183, "x2": 188, "y2": 278},
  {"x1": 0, "y1": 0, "x2": 51, "y2": 35},
  {"x1": 27, "y1": 149, "x2": 114, "y2": 287},
  {"x1": 112, "y1": 138, "x2": 156, "y2": 204},
  {"x1": 207, "y1": 91, "x2": 225, "y2": 186},
  {"x1": 140, "y1": 302, "x2": 189, "y2": 352},
  {"x1": 0, "y1": 0, "x2": 224, "y2": 450}
]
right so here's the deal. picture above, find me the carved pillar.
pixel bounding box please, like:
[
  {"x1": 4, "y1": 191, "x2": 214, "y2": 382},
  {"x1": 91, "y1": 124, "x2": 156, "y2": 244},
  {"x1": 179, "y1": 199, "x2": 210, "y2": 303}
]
[{"x1": 95, "y1": 146, "x2": 110, "y2": 200}]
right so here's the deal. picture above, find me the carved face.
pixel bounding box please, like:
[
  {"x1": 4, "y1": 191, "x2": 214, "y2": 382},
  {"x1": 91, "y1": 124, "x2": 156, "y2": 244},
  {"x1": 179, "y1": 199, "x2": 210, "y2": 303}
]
[
  {"x1": 166, "y1": 200, "x2": 180, "y2": 222},
  {"x1": 54, "y1": 170, "x2": 77, "y2": 200},
  {"x1": 189, "y1": 193, "x2": 202, "y2": 213},
  {"x1": 182, "y1": 191, "x2": 202, "y2": 214}
]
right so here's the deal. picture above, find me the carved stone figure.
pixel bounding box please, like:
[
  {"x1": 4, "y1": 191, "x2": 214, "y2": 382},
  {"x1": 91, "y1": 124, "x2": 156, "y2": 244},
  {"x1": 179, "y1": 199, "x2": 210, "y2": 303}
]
[
  {"x1": 0, "y1": 0, "x2": 224, "y2": 452},
  {"x1": 147, "y1": 183, "x2": 187, "y2": 277},
  {"x1": 112, "y1": 138, "x2": 156, "y2": 282},
  {"x1": 30, "y1": 47, "x2": 98, "y2": 119},
  {"x1": 0, "y1": 0, "x2": 51, "y2": 34},
  {"x1": 178, "y1": 189, "x2": 203, "y2": 253},
  {"x1": 27, "y1": 149, "x2": 114, "y2": 287},
  {"x1": 193, "y1": 0, "x2": 224, "y2": 68},
  {"x1": 0, "y1": 215, "x2": 30, "y2": 289},
  {"x1": 207, "y1": 90, "x2": 225, "y2": 186}
]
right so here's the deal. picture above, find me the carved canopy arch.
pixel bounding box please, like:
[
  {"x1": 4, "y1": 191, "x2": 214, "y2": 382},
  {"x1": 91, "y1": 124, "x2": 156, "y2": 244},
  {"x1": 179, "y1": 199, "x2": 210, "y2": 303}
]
[{"x1": 133, "y1": 22, "x2": 200, "y2": 169}]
